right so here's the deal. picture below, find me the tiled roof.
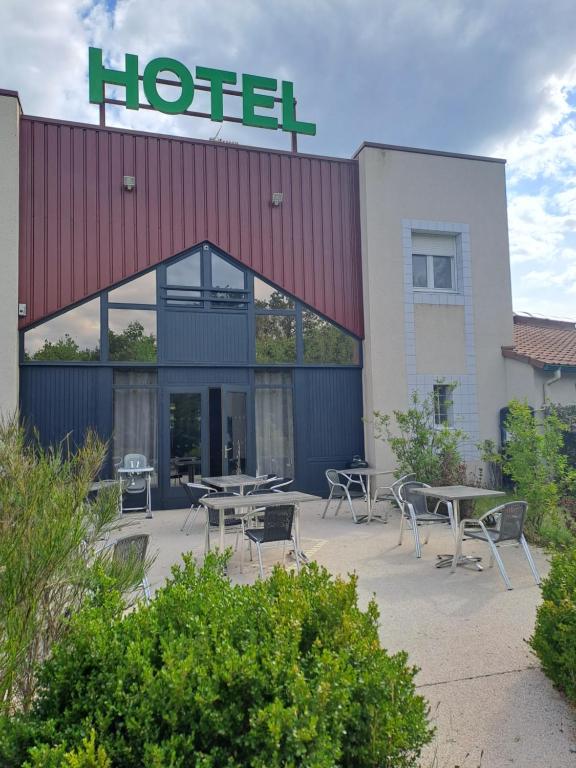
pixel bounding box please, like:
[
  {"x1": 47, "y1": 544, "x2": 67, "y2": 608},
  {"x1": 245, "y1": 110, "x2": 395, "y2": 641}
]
[{"x1": 502, "y1": 314, "x2": 576, "y2": 368}]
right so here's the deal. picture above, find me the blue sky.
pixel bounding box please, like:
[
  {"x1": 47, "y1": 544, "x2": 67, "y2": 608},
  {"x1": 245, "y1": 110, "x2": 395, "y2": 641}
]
[{"x1": 1, "y1": 0, "x2": 575, "y2": 319}]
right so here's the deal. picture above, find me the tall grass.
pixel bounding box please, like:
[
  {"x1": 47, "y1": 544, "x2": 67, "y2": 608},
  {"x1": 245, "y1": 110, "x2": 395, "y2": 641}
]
[{"x1": 0, "y1": 417, "x2": 151, "y2": 714}]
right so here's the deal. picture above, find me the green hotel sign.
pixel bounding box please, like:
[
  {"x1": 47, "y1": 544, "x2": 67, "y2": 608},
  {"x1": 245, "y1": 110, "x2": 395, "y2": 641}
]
[{"x1": 88, "y1": 47, "x2": 316, "y2": 136}]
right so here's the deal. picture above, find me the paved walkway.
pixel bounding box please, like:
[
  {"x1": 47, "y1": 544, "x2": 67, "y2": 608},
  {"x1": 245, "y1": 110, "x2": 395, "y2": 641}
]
[{"x1": 129, "y1": 500, "x2": 575, "y2": 768}]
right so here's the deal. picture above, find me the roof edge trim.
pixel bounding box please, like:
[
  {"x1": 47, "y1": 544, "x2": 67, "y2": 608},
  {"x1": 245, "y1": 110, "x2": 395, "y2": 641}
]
[{"x1": 353, "y1": 140, "x2": 506, "y2": 164}]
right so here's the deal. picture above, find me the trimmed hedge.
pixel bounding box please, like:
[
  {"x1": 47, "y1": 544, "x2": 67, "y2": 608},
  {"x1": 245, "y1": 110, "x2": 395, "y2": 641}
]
[
  {"x1": 531, "y1": 548, "x2": 576, "y2": 703},
  {"x1": 1, "y1": 555, "x2": 432, "y2": 768}
]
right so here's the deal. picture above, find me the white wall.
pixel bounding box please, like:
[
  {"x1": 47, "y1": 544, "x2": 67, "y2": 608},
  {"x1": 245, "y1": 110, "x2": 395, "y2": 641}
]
[
  {"x1": 358, "y1": 145, "x2": 514, "y2": 469},
  {"x1": 504, "y1": 357, "x2": 576, "y2": 410},
  {"x1": 0, "y1": 93, "x2": 20, "y2": 418}
]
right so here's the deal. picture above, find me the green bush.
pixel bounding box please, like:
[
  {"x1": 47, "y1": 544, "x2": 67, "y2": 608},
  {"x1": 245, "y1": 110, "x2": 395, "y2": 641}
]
[
  {"x1": 503, "y1": 400, "x2": 576, "y2": 541},
  {"x1": 530, "y1": 549, "x2": 576, "y2": 704},
  {"x1": 2, "y1": 555, "x2": 432, "y2": 768}
]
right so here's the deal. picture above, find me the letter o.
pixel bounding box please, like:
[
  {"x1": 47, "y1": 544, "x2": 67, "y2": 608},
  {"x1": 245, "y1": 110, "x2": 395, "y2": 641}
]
[{"x1": 143, "y1": 57, "x2": 194, "y2": 115}]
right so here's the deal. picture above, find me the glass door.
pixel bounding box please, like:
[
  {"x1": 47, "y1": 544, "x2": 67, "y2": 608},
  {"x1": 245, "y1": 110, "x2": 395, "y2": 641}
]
[
  {"x1": 221, "y1": 387, "x2": 249, "y2": 475},
  {"x1": 163, "y1": 388, "x2": 208, "y2": 500}
]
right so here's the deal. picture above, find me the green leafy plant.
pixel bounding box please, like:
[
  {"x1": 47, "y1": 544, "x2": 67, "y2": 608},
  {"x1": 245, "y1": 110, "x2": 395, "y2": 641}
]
[
  {"x1": 2, "y1": 554, "x2": 433, "y2": 768},
  {"x1": 0, "y1": 417, "x2": 152, "y2": 715},
  {"x1": 373, "y1": 386, "x2": 467, "y2": 487},
  {"x1": 530, "y1": 548, "x2": 576, "y2": 704},
  {"x1": 503, "y1": 400, "x2": 576, "y2": 539},
  {"x1": 24, "y1": 732, "x2": 111, "y2": 768}
]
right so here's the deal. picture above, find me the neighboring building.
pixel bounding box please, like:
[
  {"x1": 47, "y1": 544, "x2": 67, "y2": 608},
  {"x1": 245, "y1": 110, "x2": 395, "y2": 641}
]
[
  {"x1": 503, "y1": 314, "x2": 576, "y2": 410},
  {"x1": 0, "y1": 87, "x2": 545, "y2": 507}
]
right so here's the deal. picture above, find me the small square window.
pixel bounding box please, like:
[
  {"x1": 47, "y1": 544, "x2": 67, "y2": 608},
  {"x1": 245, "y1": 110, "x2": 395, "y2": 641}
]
[{"x1": 434, "y1": 384, "x2": 454, "y2": 427}]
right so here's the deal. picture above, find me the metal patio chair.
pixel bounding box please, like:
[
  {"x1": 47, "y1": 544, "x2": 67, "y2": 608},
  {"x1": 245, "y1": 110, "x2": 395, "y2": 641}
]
[
  {"x1": 111, "y1": 533, "x2": 151, "y2": 604},
  {"x1": 203, "y1": 491, "x2": 243, "y2": 550},
  {"x1": 270, "y1": 477, "x2": 293, "y2": 492},
  {"x1": 398, "y1": 480, "x2": 455, "y2": 558},
  {"x1": 451, "y1": 501, "x2": 541, "y2": 590},
  {"x1": 180, "y1": 481, "x2": 214, "y2": 534},
  {"x1": 372, "y1": 473, "x2": 416, "y2": 522},
  {"x1": 244, "y1": 504, "x2": 300, "y2": 578},
  {"x1": 119, "y1": 453, "x2": 151, "y2": 515},
  {"x1": 322, "y1": 469, "x2": 365, "y2": 523}
]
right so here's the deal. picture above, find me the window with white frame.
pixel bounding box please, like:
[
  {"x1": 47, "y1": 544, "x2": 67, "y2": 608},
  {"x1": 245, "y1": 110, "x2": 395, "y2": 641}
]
[
  {"x1": 433, "y1": 383, "x2": 454, "y2": 427},
  {"x1": 412, "y1": 233, "x2": 456, "y2": 291}
]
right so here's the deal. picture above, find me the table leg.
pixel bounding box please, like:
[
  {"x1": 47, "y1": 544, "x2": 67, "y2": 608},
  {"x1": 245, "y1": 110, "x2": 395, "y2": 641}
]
[
  {"x1": 204, "y1": 506, "x2": 210, "y2": 555},
  {"x1": 436, "y1": 498, "x2": 482, "y2": 570},
  {"x1": 366, "y1": 476, "x2": 372, "y2": 522},
  {"x1": 118, "y1": 474, "x2": 123, "y2": 516},
  {"x1": 219, "y1": 508, "x2": 225, "y2": 552}
]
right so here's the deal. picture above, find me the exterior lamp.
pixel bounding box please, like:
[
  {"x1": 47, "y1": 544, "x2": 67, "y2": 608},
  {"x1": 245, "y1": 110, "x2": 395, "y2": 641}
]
[
  {"x1": 271, "y1": 192, "x2": 283, "y2": 207},
  {"x1": 123, "y1": 175, "x2": 136, "y2": 191}
]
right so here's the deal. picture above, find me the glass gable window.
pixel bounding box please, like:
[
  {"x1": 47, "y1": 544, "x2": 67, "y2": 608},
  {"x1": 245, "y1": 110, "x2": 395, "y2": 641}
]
[
  {"x1": 256, "y1": 315, "x2": 296, "y2": 363},
  {"x1": 108, "y1": 271, "x2": 156, "y2": 305},
  {"x1": 254, "y1": 278, "x2": 294, "y2": 309},
  {"x1": 302, "y1": 309, "x2": 360, "y2": 364},
  {"x1": 211, "y1": 253, "x2": 244, "y2": 289},
  {"x1": 166, "y1": 250, "x2": 201, "y2": 286},
  {"x1": 108, "y1": 309, "x2": 157, "y2": 362},
  {"x1": 24, "y1": 298, "x2": 100, "y2": 361}
]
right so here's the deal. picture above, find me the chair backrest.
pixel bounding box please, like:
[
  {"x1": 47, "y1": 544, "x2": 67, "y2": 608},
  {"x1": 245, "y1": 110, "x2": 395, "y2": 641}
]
[
  {"x1": 181, "y1": 481, "x2": 213, "y2": 506},
  {"x1": 261, "y1": 505, "x2": 295, "y2": 543},
  {"x1": 250, "y1": 478, "x2": 278, "y2": 492},
  {"x1": 122, "y1": 453, "x2": 148, "y2": 469},
  {"x1": 113, "y1": 534, "x2": 149, "y2": 564},
  {"x1": 398, "y1": 481, "x2": 430, "y2": 516},
  {"x1": 271, "y1": 477, "x2": 293, "y2": 491},
  {"x1": 203, "y1": 491, "x2": 239, "y2": 526},
  {"x1": 495, "y1": 501, "x2": 528, "y2": 542}
]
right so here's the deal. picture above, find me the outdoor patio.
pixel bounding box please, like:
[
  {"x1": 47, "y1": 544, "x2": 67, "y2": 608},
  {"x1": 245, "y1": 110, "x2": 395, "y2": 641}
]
[{"x1": 128, "y1": 500, "x2": 576, "y2": 768}]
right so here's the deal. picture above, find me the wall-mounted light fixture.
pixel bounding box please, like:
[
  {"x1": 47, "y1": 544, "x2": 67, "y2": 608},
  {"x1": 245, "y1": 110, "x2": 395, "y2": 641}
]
[
  {"x1": 123, "y1": 175, "x2": 136, "y2": 191},
  {"x1": 271, "y1": 191, "x2": 283, "y2": 207},
  {"x1": 18, "y1": 303, "x2": 27, "y2": 317}
]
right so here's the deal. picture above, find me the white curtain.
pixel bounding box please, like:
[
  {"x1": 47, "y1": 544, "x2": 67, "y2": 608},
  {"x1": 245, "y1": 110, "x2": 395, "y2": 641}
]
[
  {"x1": 113, "y1": 376, "x2": 158, "y2": 485},
  {"x1": 255, "y1": 374, "x2": 294, "y2": 477}
]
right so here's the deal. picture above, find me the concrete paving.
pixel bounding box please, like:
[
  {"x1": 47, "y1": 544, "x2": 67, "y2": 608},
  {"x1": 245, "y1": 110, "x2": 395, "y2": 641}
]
[{"x1": 124, "y1": 500, "x2": 576, "y2": 768}]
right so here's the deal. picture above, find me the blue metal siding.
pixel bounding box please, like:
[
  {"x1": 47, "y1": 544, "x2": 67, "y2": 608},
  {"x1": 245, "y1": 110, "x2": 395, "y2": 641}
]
[
  {"x1": 161, "y1": 311, "x2": 250, "y2": 363},
  {"x1": 159, "y1": 368, "x2": 250, "y2": 386},
  {"x1": 293, "y1": 368, "x2": 364, "y2": 496},
  {"x1": 20, "y1": 366, "x2": 113, "y2": 450}
]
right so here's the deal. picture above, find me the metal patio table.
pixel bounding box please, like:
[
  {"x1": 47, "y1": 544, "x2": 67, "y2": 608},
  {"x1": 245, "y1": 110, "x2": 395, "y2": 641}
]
[
  {"x1": 203, "y1": 474, "x2": 260, "y2": 495},
  {"x1": 340, "y1": 468, "x2": 395, "y2": 523},
  {"x1": 117, "y1": 466, "x2": 154, "y2": 518},
  {"x1": 411, "y1": 485, "x2": 505, "y2": 569},
  {"x1": 202, "y1": 491, "x2": 321, "y2": 563}
]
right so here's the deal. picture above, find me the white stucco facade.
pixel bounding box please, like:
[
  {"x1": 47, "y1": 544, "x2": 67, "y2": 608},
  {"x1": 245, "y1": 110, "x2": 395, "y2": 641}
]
[
  {"x1": 357, "y1": 144, "x2": 514, "y2": 469},
  {"x1": 0, "y1": 92, "x2": 20, "y2": 418}
]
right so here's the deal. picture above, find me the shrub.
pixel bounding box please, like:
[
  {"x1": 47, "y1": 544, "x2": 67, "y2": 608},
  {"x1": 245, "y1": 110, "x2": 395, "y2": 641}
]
[
  {"x1": 2, "y1": 555, "x2": 433, "y2": 768},
  {"x1": 373, "y1": 386, "x2": 467, "y2": 488},
  {"x1": 503, "y1": 401, "x2": 576, "y2": 539},
  {"x1": 530, "y1": 548, "x2": 576, "y2": 704},
  {"x1": 0, "y1": 417, "x2": 152, "y2": 715}
]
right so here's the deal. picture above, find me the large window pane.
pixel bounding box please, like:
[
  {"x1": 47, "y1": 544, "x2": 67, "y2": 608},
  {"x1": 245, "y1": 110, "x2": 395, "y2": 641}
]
[
  {"x1": 211, "y1": 253, "x2": 244, "y2": 289},
  {"x1": 108, "y1": 309, "x2": 157, "y2": 361},
  {"x1": 166, "y1": 251, "x2": 201, "y2": 286},
  {"x1": 24, "y1": 298, "x2": 100, "y2": 361},
  {"x1": 255, "y1": 372, "x2": 294, "y2": 478},
  {"x1": 433, "y1": 255, "x2": 453, "y2": 289},
  {"x1": 108, "y1": 271, "x2": 156, "y2": 304},
  {"x1": 302, "y1": 310, "x2": 360, "y2": 364},
  {"x1": 170, "y1": 393, "x2": 202, "y2": 486},
  {"x1": 412, "y1": 254, "x2": 428, "y2": 288},
  {"x1": 113, "y1": 377, "x2": 158, "y2": 486},
  {"x1": 256, "y1": 316, "x2": 296, "y2": 363},
  {"x1": 254, "y1": 278, "x2": 294, "y2": 309}
]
